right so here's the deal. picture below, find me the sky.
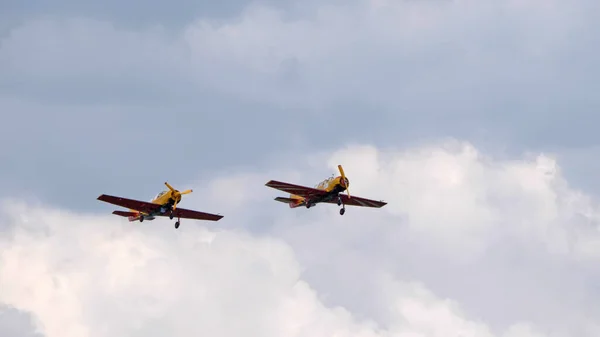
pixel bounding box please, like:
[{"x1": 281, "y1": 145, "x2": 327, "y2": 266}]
[{"x1": 1, "y1": 0, "x2": 600, "y2": 336}]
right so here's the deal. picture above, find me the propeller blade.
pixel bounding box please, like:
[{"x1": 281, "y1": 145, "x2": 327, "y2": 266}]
[
  {"x1": 164, "y1": 183, "x2": 191, "y2": 210},
  {"x1": 337, "y1": 165, "x2": 346, "y2": 178},
  {"x1": 165, "y1": 182, "x2": 176, "y2": 192},
  {"x1": 337, "y1": 165, "x2": 351, "y2": 198}
]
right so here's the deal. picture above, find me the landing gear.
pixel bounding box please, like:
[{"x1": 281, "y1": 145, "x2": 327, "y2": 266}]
[
  {"x1": 169, "y1": 213, "x2": 174, "y2": 220},
  {"x1": 337, "y1": 195, "x2": 345, "y2": 215},
  {"x1": 174, "y1": 216, "x2": 181, "y2": 229},
  {"x1": 140, "y1": 216, "x2": 144, "y2": 222},
  {"x1": 174, "y1": 221, "x2": 180, "y2": 229}
]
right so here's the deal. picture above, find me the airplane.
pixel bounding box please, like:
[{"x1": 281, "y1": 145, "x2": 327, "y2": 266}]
[
  {"x1": 265, "y1": 165, "x2": 387, "y2": 215},
  {"x1": 97, "y1": 182, "x2": 223, "y2": 229}
]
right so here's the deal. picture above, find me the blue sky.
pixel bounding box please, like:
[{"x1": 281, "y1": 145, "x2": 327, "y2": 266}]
[
  {"x1": 1, "y1": 1, "x2": 600, "y2": 336},
  {"x1": 2, "y1": 0, "x2": 600, "y2": 210}
]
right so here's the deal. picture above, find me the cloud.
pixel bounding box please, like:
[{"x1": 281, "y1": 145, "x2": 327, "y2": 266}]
[
  {"x1": 2, "y1": 140, "x2": 599, "y2": 336},
  {"x1": 0, "y1": 199, "x2": 533, "y2": 337},
  {"x1": 330, "y1": 142, "x2": 600, "y2": 259},
  {"x1": 190, "y1": 140, "x2": 600, "y2": 334}
]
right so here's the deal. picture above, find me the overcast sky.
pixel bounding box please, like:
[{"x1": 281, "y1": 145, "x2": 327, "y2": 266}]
[{"x1": 1, "y1": 0, "x2": 600, "y2": 336}]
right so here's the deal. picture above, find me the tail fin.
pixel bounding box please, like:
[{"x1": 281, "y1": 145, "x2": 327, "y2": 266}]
[{"x1": 274, "y1": 197, "x2": 304, "y2": 208}]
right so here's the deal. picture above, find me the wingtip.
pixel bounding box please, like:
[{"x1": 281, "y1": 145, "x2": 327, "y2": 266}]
[{"x1": 265, "y1": 179, "x2": 285, "y2": 186}]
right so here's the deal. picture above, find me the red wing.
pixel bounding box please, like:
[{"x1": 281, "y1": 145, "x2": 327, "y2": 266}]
[
  {"x1": 325, "y1": 194, "x2": 387, "y2": 208},
  {"x1": 160, "y1": 207, "x2": 223, "y2": 221},
  {"x1": 265, "y1": 180, "x2": 328, "y2": 198},
  {"x1": 97, "y1": 194, "x2": 160, "y2": 213}
]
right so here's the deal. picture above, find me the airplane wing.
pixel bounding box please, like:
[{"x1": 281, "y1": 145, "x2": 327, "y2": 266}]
[
  {"x1": 324, "y1": 194, "x2": 387, "y2": 208},
  {"x1": 159, "y1": 207, "x2": 223, "y2": 221},
  {"x1": 265, "y1": 180, "x2": 328, "y2": 198},
  {"x1": 97, "y1": 194, "x2": 162, "y2": 213},
  {"x1": 99, "y1": 194, "x2": 223, "y2": 221}
]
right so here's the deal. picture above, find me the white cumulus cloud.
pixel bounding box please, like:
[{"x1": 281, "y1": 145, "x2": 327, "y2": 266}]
[{"x1": 1, "y1": 140, "x2": 599, "y2": 336}]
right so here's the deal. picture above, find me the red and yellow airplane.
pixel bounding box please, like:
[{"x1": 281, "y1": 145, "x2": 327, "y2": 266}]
[
  {"x1": 97, "y1": 182, "x2": 223, "y2": 229},
  {"x1": 265, "y1": 165, "x2": 387, "y2": 215}
]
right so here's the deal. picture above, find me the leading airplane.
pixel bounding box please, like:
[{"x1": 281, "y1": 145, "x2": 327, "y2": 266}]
[
  {"x1": 97, "y1": 182, "x2": 223, "y2": 229},
  {"x1": 265, "y1": 165, "x2": 387, "y2": 215}
]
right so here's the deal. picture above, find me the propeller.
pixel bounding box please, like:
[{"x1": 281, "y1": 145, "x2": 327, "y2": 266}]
[
  {"x1": 165, "y1": 182, "x2": 193, "y2": 211},
  {"x1": 337, "y1": 165, "x2": 350, "y2": 199}
]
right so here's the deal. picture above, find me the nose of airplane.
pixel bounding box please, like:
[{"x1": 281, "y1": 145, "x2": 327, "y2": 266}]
[{"x1": 341, "y1": 177, "x2": 349, "y2": 188}]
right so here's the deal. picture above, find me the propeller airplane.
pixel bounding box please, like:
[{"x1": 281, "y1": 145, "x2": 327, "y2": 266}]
[
  {"x1": 97, "y1": 182, "x2": 223, "y2": 229},
  {"x1": 265, "y1": 165, "x2": 387, "y2": 215}
]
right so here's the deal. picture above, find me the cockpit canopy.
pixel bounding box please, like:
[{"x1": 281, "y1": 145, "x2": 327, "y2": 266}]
[
  {"x1": 152, "y1": 190, "x2": 168, "y2": 201},
  {"x1": 314, "y1": 175, "x2": 336, "y2": 189}
]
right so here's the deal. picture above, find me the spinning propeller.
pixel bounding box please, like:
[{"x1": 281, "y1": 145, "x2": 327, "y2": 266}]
[
  {"x1": 337, "y1": 165, "x2": 351, "y2": 199},
  {"x1": 164, "y1": 182, "x2": 193, "y2": 211}
]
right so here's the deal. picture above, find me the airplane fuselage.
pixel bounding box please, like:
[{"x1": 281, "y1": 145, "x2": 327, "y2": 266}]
[
  {"x1": 128, "y1": 190, "x2": 181, "y2": 221},
  {"x1": 290, "y1": 175, "x2": 349, "y2": 208}
]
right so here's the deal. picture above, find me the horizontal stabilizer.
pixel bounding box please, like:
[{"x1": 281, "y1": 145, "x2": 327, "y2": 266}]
[
  {"x1": 274, "y1": 197, "x2": 304, "y2": 208},
  {"x1": 112, "y1": 210, "x2": 138, "y2": 217}
]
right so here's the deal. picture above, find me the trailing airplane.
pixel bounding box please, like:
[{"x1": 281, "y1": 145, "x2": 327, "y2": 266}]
[
  {"x1": 265, "y1": 165, "x2": 387, "y2": 215},
  {"x1": 97, "y1": 182, "x2": 223, "y2": 229}
]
